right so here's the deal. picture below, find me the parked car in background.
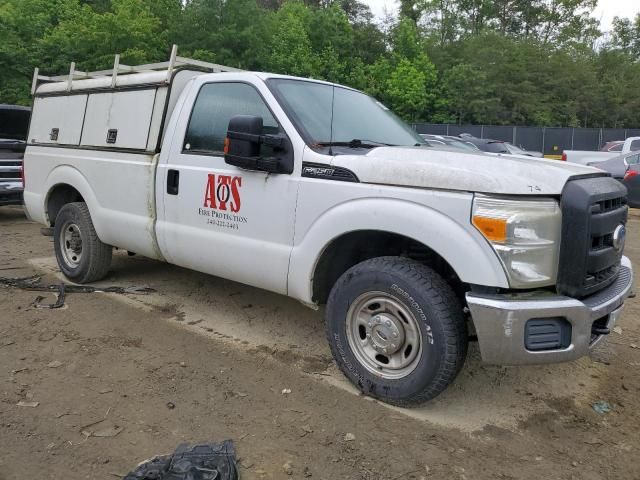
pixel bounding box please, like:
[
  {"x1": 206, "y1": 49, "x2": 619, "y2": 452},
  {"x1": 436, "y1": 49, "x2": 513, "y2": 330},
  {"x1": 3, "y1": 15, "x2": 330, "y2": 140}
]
[
  {"x1": 419, "y1": 134, "x2": 481, "y2": 152},
  {"x1": 0, "y1": 105, "x2": 31, "y2": 206},
  {"x1": 600, "y1": 141, "x2": 625, "y2": 153},
  {"x1": 502, "y1": 142, "x2": 544, "y2": 158},
  {"x1": 457, "y1": 134, "x2": 543, "y2": 157},
  {"x1": 589, "y1": 152, "x2": 640, "y2": 208},
  {"x1": 563, "y1": 136, "x2": 640, "y2": 165}
]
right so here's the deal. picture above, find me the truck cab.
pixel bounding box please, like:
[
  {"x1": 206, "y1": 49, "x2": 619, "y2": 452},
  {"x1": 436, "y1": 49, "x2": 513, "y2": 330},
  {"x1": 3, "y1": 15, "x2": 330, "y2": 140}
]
[{"x1": 23, "y1": 49, "x2": 634, "y2": 406}]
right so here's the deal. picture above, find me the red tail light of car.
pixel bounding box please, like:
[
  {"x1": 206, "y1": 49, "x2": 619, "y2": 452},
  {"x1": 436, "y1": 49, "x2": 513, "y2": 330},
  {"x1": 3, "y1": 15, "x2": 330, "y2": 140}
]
[
  {"x1": 624, "y1": 170, "x2": 638, "y2": 182},
  {"x1": 561, "y1": 153, "x2": 567, "y2": 161}
]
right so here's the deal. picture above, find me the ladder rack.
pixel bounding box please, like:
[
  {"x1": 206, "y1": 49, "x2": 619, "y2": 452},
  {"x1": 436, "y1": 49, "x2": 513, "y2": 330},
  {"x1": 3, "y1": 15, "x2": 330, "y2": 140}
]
[{"x1": 31, "y1": 44, "x2": 242, "y2": 95}]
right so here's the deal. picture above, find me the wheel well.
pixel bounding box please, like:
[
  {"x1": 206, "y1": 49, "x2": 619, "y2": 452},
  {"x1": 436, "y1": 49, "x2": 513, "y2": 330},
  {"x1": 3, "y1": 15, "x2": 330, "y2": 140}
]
[
  {"x1": 47, "y1": 184, "x2": 84, "y2": 226},
  {"x1": 312, "y1": 230, "x2": 465, "y2": 305}
]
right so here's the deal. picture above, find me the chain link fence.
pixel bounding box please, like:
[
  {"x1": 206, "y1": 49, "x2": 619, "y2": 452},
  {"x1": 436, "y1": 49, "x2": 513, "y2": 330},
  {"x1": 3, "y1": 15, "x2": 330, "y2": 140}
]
[{"x1": 413, "y1": 124, "x2": 640, "y2": 157}]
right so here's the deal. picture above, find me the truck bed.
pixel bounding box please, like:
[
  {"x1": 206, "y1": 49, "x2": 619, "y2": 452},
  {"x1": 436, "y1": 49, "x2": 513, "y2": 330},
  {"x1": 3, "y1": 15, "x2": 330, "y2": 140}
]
[{"x1": 562, "y1": 150, "x2": 617, "y2": 165}]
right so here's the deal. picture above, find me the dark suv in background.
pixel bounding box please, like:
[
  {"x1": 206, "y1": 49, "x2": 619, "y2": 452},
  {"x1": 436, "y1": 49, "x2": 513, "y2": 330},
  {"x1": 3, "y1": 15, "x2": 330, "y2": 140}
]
[{"x1": 0, "y1": 105, "x2": 31, "y2": 206}]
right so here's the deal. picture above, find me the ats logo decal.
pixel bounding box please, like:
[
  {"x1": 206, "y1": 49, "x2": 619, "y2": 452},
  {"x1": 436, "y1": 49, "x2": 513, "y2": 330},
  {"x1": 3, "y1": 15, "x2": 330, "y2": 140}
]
[{"x1": 198, "y1": 174, "x2": 247, "y2": 230}]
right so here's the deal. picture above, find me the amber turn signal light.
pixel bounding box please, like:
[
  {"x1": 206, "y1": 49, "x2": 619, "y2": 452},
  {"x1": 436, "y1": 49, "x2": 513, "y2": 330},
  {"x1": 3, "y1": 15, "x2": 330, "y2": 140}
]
[{"x1": 472, "y1": 216, "x2": 507, "y2": 243}]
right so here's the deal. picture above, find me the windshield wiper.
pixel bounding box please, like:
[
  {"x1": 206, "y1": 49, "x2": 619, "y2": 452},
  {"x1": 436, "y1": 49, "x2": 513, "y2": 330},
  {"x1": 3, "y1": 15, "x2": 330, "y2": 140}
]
[{"x1": 316, "y1": 139, "x2": 396, "y2": 149}]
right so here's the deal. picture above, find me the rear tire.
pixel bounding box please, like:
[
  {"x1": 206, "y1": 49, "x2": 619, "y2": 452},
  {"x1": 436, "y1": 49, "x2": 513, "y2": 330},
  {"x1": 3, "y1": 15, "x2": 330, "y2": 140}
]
[
  {"x1": 325, "y1": 256, "x2": 467, "y2": 406},
  {"x1": 53, "y1": 202, "x2": 112, "y2": 283}
]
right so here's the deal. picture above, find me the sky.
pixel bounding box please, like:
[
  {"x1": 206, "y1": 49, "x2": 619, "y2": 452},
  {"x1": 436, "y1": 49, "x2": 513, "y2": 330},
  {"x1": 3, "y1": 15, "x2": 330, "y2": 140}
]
[{"x1": 363, "y1": 0, "x2": 640, "y2": 31}]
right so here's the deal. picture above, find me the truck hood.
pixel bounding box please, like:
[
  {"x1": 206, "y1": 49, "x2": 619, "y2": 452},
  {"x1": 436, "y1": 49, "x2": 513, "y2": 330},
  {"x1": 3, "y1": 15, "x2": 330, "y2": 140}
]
[{"x1": 332, "y1": 146, "x2": 602, "y2": 195}]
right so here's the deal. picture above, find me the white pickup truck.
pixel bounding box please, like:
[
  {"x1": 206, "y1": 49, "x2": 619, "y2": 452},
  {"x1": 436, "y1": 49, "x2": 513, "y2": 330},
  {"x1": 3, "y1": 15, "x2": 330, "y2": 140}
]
[
  {"x1": 563, "y1": 136, "x2": 640, "y2": 165},
  {"x1": 23, "y1": 50, "x2": 634, "y2": 406}
]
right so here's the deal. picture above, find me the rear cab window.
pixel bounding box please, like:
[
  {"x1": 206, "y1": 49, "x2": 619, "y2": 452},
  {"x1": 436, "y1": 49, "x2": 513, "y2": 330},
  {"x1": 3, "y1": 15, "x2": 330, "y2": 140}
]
[
  {"x1": 626, "y1": 153, "x2": 640, "y2": 166},
  {"x1": 610, "y1": 143, "x2": 623, "y2": 152}
]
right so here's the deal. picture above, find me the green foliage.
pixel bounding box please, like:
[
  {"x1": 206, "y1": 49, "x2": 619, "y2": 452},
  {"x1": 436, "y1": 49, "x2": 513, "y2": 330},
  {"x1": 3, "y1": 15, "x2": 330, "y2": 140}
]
[
  {"x1": 1, "y1": 0, "x2": 639, "y2": 128},
  {"x1": 385, "y1": 59, "x2": 429, "y2": 121},
  {"x1": 267, "y1": 2, "x2": 317, "y2": 76},
  {"x1": 38, "y1": 0, "x2": 167, "y2": 72}
]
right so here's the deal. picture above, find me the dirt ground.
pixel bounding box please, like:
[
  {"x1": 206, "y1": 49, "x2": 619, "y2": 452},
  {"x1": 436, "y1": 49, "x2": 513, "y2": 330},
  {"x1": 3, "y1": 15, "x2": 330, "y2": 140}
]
[{"x1": 1, "y1": 205, "x2": 639, "y2": 480}]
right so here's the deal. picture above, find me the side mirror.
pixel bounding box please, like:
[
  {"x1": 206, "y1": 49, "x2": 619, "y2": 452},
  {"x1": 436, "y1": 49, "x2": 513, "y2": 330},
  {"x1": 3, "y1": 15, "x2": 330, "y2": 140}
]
[{"x1": 224, "y1": 115, "x2": 293, "y2": 174}]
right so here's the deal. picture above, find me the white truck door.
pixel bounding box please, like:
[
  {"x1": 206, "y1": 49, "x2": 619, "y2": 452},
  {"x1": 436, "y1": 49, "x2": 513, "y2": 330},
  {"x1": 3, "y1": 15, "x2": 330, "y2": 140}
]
[{"x1": 156, "y1": 81, "x2": 298, "y2": 294}]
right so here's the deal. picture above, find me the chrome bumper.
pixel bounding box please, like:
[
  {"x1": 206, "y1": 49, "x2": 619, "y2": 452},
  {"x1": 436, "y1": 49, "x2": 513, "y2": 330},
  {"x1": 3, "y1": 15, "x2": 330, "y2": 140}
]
[
  {"x1": 466, "y1": 256, "x2": 634, "y2": 365},
  {"x1": 0, "y1": 181, "x2": 23, "y2": 206}
]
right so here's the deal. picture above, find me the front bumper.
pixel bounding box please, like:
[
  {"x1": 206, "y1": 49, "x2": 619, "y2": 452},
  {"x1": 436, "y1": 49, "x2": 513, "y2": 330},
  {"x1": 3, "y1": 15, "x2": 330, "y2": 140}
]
[
  {"x1": 0, "y1": 182, "x2": 23, "y2": 206},
  {"x1": 467, "y1": 256, "x2": 634, "y2": 365}
]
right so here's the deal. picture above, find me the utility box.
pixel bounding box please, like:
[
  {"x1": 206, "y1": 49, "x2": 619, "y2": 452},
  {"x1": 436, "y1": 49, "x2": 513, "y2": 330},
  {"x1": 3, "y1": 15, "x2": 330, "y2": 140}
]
[
  {"x1": 29, "y1": 95, "x2": 88, "y2": 146},
  {"x1": 29, "y1": 47, "x2": 240, "y2": 153}
]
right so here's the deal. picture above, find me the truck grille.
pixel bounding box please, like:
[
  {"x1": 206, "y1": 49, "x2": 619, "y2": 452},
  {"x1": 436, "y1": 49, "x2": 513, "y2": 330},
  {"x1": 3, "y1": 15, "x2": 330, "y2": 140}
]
[
  {"x1": 557, "y1": 176, "x2": 628, "y2": 298},
  {"x1": 0, "y1": 171, "x2": 20, "y2": 179}
]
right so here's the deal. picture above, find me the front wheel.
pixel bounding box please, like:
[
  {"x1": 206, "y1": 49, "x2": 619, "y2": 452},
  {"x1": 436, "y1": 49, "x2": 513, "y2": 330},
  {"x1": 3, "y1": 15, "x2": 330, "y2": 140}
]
[
  {"x1": 325, "y1": 257, "x2": 468, "y2": 406},
  {"x1": 53, "y1": 202, "x2": 112, "y2": 284}
]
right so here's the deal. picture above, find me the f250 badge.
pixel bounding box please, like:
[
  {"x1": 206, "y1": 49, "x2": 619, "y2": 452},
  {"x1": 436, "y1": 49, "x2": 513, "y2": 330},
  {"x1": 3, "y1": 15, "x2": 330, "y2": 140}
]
[{"x1": 199, "y1": 174, "x2": 247, "y2": 230}]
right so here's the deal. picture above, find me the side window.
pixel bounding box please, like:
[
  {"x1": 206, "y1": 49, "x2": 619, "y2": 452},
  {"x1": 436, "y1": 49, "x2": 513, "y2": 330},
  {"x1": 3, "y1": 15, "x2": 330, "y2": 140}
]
[
  {"x1": 630, "y1": 139, "x2": 640, "y2": 152},
  {"x1": 610, "y1": 143, "x2": 623, "y2": 152},
  {"x1": 626, "y1": 154, "x2": 640, "y2": 165},
  {"x1": 184, "y1": 82, "x2": 279, "y2": 154}
]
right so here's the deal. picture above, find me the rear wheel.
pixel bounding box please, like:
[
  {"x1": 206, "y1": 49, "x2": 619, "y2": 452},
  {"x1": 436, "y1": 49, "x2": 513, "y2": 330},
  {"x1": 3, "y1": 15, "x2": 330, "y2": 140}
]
[
  {"x1": 53, "y1": 202, "x2": 112, "y2": 283},
  {"x1": 325, "y1": 256, "x2": 467, "y2": 406}
]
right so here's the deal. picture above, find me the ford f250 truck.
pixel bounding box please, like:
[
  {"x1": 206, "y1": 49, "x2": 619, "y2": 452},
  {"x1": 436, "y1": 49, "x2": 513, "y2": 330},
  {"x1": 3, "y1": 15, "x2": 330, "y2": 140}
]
[{"x1": 23, "y1": 49, "x2": 634, "y2": 406}]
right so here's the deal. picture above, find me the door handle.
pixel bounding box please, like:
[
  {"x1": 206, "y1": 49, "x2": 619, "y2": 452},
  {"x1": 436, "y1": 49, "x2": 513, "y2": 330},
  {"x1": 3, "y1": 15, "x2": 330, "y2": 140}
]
[{"x1": 167, "y1": 169, "x2": 179, "y2": 195}]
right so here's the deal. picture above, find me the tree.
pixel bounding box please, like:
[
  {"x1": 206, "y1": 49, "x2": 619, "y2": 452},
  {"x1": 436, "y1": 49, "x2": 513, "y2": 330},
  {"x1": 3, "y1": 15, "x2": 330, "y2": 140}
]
[
  {"x1": 38, "y1": 0, "x2": 166, "y2": 73},
  {"x1": 267, "y1": 2, "x2": 317, "y2": 77},
  {"x1": 386, "y1": 58, "x2": 430, "y2": 121},
  {"x1": 610, "y1": 14, "x2": 640, "y2": 59},
  {"x1": 1, "y1": 0, "x2": 640, "y2": 128}
]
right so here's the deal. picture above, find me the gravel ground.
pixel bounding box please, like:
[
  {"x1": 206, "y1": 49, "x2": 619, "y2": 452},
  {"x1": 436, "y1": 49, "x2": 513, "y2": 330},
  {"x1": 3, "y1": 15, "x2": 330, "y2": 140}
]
[{"x1": 1, "y1": 205, "x2": 639, "y2": 480}]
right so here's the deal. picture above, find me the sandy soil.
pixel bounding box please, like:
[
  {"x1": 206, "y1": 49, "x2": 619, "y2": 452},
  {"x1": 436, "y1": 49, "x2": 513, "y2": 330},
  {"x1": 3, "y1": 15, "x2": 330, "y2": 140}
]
[{"x1": 1, "y1": 205, "x2": 639, "y2": 479}]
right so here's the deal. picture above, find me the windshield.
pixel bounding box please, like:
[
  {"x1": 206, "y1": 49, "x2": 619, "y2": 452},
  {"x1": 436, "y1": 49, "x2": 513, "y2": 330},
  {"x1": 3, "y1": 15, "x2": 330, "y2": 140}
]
[
  {"x1": 0, "y1": 107, "x2": 31, "y2": 142},
  {"x1": 267, "y1": 79, "x2": 424, "y2": 149},
  {"x1": 445, "y1": 139, "x2": 479, "y2": 151},
  {"x1": 505, "y1": 144, "x2": 528, "y2": 155},
  {"x1": 478, "y1": 142, "x2": 509, "y2": 154}
]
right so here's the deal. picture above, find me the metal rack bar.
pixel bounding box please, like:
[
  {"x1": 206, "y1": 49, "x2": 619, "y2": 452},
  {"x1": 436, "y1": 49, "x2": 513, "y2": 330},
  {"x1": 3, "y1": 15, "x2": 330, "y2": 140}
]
[{"x1": 31, "y1": 45, "x2": 241, "y2": 95}]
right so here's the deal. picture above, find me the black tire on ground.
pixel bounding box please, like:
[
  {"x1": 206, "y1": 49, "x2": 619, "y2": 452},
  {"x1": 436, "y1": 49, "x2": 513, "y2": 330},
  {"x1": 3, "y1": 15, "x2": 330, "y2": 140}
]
[
  {"x1": 53, "y1": 202, "x2": 112, "y2": 284},
  {"x1": 325, "y1": 256, "x2": 468, "y2": 406}
]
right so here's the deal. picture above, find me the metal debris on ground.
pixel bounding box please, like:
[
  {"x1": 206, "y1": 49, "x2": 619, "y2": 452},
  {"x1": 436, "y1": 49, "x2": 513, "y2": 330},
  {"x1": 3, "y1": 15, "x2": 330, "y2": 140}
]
[
  {"x1": 0, "y1": 275, "x2": 156, "y2": 309},
  {"x1": 0, "y1": 275, "x2": 155, "y2": 294},
  {"x1": 592, "y1": 400, "x2": 612, "y2": 415},
  {"x1": 122, "y1": 442, "x2": 238, "y2": 480},
  {"x1": 31, "y1": 284, "x2": 65, "y2": 309}
]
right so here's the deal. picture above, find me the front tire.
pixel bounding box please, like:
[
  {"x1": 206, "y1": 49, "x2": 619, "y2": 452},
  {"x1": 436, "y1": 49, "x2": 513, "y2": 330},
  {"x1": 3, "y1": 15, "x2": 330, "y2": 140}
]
[
  {"x1": 53, "y1": 202, "x2": 112, "y2": 283},
  {"x1": 325, "y1": 256, "x2": 467, "y2": 406}
]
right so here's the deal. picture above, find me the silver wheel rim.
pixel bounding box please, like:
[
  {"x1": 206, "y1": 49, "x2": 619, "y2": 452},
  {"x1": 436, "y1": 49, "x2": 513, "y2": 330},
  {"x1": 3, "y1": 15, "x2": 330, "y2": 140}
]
[
  {"x1": 59, "y1": 222, "x2": 83, "y2": 268},
  {"x1": 346, "y1": 291, "x2": 423, "y2": 380}
]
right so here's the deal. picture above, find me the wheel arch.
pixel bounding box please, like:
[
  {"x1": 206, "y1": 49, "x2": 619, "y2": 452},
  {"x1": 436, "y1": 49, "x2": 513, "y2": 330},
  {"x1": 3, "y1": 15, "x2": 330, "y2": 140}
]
[
  {"x1": 288, "y1": 197, "x2": 509, "y2": 305},
  {"x1": 311, "y1": 230, "x2": 465, "y2": 305},
  {"x1": 43, "y1": 166, "x2": 102, "y2": 233}
]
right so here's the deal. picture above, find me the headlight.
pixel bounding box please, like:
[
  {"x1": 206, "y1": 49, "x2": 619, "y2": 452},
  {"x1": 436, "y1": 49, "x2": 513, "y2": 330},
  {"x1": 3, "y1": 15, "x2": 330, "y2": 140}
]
[{"x1": 472, "y1": 195, "x2": 561, "y2": 288}]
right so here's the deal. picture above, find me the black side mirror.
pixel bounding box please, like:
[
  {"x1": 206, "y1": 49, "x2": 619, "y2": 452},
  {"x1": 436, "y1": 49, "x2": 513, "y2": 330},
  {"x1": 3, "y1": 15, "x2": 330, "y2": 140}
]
[{"x1": 224, "y1": 115, "x2": 293, "y2": 174}]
